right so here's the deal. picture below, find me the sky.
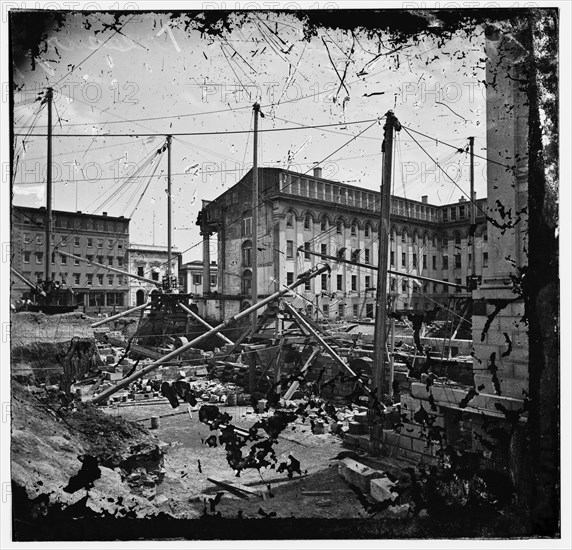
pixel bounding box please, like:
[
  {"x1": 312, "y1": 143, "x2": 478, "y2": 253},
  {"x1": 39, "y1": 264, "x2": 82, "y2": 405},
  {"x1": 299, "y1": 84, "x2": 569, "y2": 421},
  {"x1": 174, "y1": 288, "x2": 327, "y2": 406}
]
[{"x1": 11, "y1": 10, "x2": 488, "y2": 263}]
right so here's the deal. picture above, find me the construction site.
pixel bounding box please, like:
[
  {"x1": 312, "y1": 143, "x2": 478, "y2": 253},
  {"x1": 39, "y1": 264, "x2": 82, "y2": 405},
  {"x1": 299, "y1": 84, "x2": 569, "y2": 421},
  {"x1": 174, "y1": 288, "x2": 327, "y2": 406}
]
[{"x1": 5, "y1": 7, "x2": 562, "y2": 544}]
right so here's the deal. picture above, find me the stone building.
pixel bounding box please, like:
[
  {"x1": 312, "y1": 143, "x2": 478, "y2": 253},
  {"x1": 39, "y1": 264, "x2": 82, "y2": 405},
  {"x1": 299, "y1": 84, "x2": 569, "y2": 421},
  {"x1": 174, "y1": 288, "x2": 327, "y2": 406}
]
[
  {"x1": 200, "y1": 167, "x2": 487, "y2": 322},
  {"x1": 179, "y1": 260, "x2": 218, "y2": 295},
  {"x1": 11, "y1": 206, "x2": 130, "y2": 312},
  {"x1": 128, "y1": 243, "x2": 181, "y2": 306}
]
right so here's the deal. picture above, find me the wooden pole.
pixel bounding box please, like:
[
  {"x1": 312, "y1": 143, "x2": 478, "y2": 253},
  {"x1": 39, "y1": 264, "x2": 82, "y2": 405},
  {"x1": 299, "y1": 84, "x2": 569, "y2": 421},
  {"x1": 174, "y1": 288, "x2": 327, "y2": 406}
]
[
  {"x1": 251, "y1": 103, "x2": 261, "y2": 329},
  {"x1": 166, "y1": 134, "x2": 173, "y2": 289},
  {"x1": 178, "y1": 302, "x2": 234, "y2": 345},
  {"x1": 373, "y1": 111, "x2": 401, "y2": 403},
  {"x1": 45, "y1": 87, "x2": 53, "y2": 283}
]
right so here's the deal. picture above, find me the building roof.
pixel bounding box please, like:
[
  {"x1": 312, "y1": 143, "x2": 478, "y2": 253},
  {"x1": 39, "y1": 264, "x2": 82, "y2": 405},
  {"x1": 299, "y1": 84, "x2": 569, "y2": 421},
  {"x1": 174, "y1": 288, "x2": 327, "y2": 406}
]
[
  {"x1": 128, "y1": 243, "x2": 181, "y2": 253},
  {"x1": 13, "y1": 205, "x2": 130, "y2": 222}
]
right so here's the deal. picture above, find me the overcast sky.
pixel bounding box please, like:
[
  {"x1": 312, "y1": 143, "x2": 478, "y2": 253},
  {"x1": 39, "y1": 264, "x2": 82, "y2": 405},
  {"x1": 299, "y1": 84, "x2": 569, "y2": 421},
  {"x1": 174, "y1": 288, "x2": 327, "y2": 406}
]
[{"x1": 11, "y1": 11, "x2": 488, "y2": 262}]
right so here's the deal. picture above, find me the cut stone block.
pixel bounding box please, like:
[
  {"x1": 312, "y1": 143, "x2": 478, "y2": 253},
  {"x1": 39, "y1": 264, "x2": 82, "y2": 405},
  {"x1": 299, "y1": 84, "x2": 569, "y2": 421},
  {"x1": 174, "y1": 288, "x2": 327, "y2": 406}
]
[
  {"x1": 370, "y1": 477, "x2": 398, "y2": 503},
  {"x1": 338, "y1": 458, "x2": 383, "y2": 493}
]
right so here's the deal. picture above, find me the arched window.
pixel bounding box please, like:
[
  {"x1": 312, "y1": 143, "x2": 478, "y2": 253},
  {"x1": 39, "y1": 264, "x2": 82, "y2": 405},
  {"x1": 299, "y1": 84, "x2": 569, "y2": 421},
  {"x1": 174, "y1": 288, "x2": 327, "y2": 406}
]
[
  {"x1": 336, "y1": 219, "x2": 343, "y2": 234},
  {"x1": 242, "y1": 270, "x2": 252, "y2": 295},
  {"x1": 351, "y1": 222, "x2": 357, "y2": 236},
  {"x1": 242, "y1": 240, "x2": 252, "y2": 267},
  {"x1": 304, "y1": 213, "x2": 312, "y2": 230},
  {"x1": 286, "y1": 212, "x2": 293, "y2": 228},
  {"x1": 320, "y1": 217, "x2": 328, "y2": 231},
  {"x1": 136, "y1": 289, "x2": 145, "y2": 305},
  {"x1": 401, "y1": 230, "x2": 408, "y2": 244},
  {"x1": 364, "y1": 224, "x2": 371, "y2": 238}
]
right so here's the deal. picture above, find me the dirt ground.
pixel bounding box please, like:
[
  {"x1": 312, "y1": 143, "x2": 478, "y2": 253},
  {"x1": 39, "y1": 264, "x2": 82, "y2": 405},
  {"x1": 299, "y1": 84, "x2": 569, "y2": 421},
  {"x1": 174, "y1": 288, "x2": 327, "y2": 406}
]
[{"x1": 103, "y1": 400, "x2": 376, "y2": 519}]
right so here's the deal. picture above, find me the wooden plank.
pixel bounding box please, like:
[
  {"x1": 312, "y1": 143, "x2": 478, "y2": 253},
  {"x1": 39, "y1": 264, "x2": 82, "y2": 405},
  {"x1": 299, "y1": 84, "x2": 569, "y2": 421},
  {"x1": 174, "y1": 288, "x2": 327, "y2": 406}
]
[{"x1": 206, "y1": 477, "x2": 262, "y2": 499}]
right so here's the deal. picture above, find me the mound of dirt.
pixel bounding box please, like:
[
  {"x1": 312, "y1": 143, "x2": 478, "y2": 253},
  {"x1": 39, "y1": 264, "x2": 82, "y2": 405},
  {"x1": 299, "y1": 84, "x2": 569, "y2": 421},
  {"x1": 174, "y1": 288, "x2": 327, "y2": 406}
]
[{"x1": 11, "y1": 380, "x2": 168, "y2": 538}]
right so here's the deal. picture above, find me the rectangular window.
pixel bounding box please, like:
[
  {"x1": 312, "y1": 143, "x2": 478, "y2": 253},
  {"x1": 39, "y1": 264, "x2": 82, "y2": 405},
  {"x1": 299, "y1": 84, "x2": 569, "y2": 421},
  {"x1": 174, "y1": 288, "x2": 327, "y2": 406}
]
[
  {"x1": 321, "y1": 244, "x2": 327, "y2": 256},
  {"x1": 336, "y1": 220, "x2": 342, "y2": 234},
  {"x1": 321, "y1": 273, "x2": 328, "y2": 291},
  {"x1": 442, "y1": 236, "x2": 448, "y2": 247},
  {"x1": 412, "y1": 253, "x2": 417, "y2": 268},
  {"x1": 74, "y1": 257, "x2": 80, "y2": 266},
  {"x1": 402, "y1": 280, "x2": 407, "y2": 292},
  {"x1": 364, "y1": 249, "x2": 370, "y2": 264},
  {"x1": 365, "y1": 225, "x2": 370, "y2": 237},
  {"x1": 23, "y1": 233, "x2": 31, "y2": 244},
  {"x1": 73, "y1": 273, "x2": 80, "y2": 285},
  {"x1": 118, "y1": 275, "x2": 124, "y2": 285},
  {"x1": 337, "y1": 274, "x2": 343, "y2": 291},
  {"x1": 304, "y1": 215, "x2": 310, "y2": 229},
  {"x1": 117, "y1": 257, "x2": 123, "y2": 267},
  {"x1": 443, "y1": 255, "x2": 449, "y2": 270},
  {"x1": 193, "y1": 274, "x2": 202, "y2": 285},
  {"x1": 455, "y1": 278, "x2": 462, "y2": 292},
  {"x1": 108, "y1": 239, "x2": 113, "y2": 248},
  {"x1": 304, "y1": 279, "x2": 311, "y2": 291},
  {"x1": 152, "y1": 272, "x2": 159, "y2": 282},
  {"x1": 401, "y1": 252, "x2": 406, "y2": 267},
  {"x1": 87, "y1": 238, "x2": 93, "y2": 247},
  {"x1": 74, "y1": 237, "x2": 80, "y2": 247},
  {"x1": 432, "y1": 255, "x2": 437, "y2": 270},
  {"x1": 51, "y1": 252, "x2": 55, "y2": 264},
  {"x1": 97, "y1": 274, "x2": 104, "y2": 285},
  {"x1": 286, "y1": 240, "x2": 294, "y2": 259},
  {"x1": 87, "y1": 274, "x2": 93, "y2": 286},
  {"x1": 86, "y1": 255, "x2": 93, "y2": 262},
  {"x1": 443, "y1": 279, "x2": 449, "y2": 293},
  {"x1": 423, "y1": 255, "x2": 427, "y2": 269},
  {"x1": 97, "y1": 256, "x2": 104, "y2": 264},
  {"x1": 455, "y1": 254, "x2": 462, "y2": 268},
  {"x1": 365, "y1": 275, "x2": 371, "y2": 289},
  {"x1": 390, "y1": 251, "x2": 395, "y2": 267},
  {"x1": 107, "y1": 257, "x2": 113, "y2": 266},
  {"x1": 137, "y1": 266, "x2": 144, "y2": 277},
  {"x1": 60, "y1": 254, "x2": 67, "y2": 265},
  {"x1": 338, "y1": 304, "x2": 344, "y2": 318},
  {"x1": 450, "y1": 207, "x2": 457, "y2": 221},
  {"x1": 286, "y1": 272, "x2": 294, "y2": 286},
  {"x1": 35, "y1": 234, "x2": 43, "y2": 245},
  {"x1": 353, "y1": 304, "x2": 359, "y2": 317},
  {"x1": 304, "y1": 241, "x2": 311, "y2": 260},
  {"x1": 351, "y1": 224, "x2": 356, "y2": 236},
  {"x1": 23, "y1": 251, "x2": 30, "y2": 263},
  {"x1": 98, "y1": 239, "x2": 103, "y2": 248},
  {"x1": 323, "y1": 304, "x2": 329, "y2": 316},
  {"x1": 118, "y1": 241, "x2": 123, "y2": 250},
  {"x1": 366, "y1": 303, "x2": 374, "y2": 317},
  {"x1": 483, "y1": 252, "x2": 489, "y2": 268},
  {"x1": 286, "y1": 213, "x2": 293, "y2": 227},
  {"x1": 108, "y1": 274, "x2": 114, "y2": 285},
  {"x1": 459, "y1": 205, "x2": 466, "y2": 219},
  {"x1": 210, "y1": 275, "x2": 217, "y2": 287},
  {"x1": 351, "y1": 275, "x2": 357, "y2": 291},
  {"x1": 443, "y1": 209, "x2": 449, "y2": 222}
]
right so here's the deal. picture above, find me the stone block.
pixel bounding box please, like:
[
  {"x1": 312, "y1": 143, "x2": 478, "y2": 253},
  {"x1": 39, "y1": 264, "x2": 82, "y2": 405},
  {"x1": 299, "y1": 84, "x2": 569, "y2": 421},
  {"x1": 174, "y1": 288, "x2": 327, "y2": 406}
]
[
  {"x1": 338, "y1": 458, "x2": 384, "y2": 493},
  {"x1": 370, "y1": 477, "x2": 398, "y2": 503}
]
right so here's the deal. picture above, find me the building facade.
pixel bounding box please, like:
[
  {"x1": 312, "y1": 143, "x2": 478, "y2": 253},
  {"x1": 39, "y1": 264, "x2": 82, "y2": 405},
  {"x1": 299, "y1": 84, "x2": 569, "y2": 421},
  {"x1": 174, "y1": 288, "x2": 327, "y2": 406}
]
[
  {"x1": 200, "y1": 167, "x2": 488, "y2": 321},
  {"x1": 11, "y1": 206, "x2": 130, "y2": 312},
  {"x1": 128, "y1": 243, "x2": 181, "y2": 306},
  {"x1": 179, "y1": 260, "x2": 218, "y2": 295}
]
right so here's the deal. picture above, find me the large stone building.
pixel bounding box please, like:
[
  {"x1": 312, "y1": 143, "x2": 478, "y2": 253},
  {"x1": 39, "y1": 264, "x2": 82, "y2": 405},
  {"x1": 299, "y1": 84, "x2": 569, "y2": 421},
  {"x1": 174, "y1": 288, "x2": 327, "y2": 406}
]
[
  {"x1": 200, "y1": 167, "x2": 488, "y2": 321},
  {"x1": 128, "y1": 243, "x2": 181, "y2": 306},
  {"x1": 11, "y1": 206, "x2": 130, "y2": 312}
]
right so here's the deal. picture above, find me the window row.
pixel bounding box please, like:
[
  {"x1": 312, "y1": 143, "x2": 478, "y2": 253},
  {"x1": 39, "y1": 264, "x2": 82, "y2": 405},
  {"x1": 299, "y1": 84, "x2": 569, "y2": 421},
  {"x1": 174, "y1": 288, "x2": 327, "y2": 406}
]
[{"x1": 22, "y1": 233, "x2": 125, "y2": 250}]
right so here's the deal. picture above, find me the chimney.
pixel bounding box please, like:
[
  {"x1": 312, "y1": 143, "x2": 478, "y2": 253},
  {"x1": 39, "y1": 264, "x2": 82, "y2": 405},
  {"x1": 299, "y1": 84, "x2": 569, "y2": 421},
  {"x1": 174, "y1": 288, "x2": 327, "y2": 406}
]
[
  {"x1": 76, "y1": 210, "x2": 82, "y2": 214},
  {"x1": 459, "y1": 197, "x2": 466, "y2": 202},
  {"x1": 102, "y1": 212, "x2": 108, "y2": 216},
  {"x1": 421, "y1": 195, "x2": 428, "y2": 204},
  {"x1": 313, "y1": 166, "x2": 322, "y2": 179}
]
